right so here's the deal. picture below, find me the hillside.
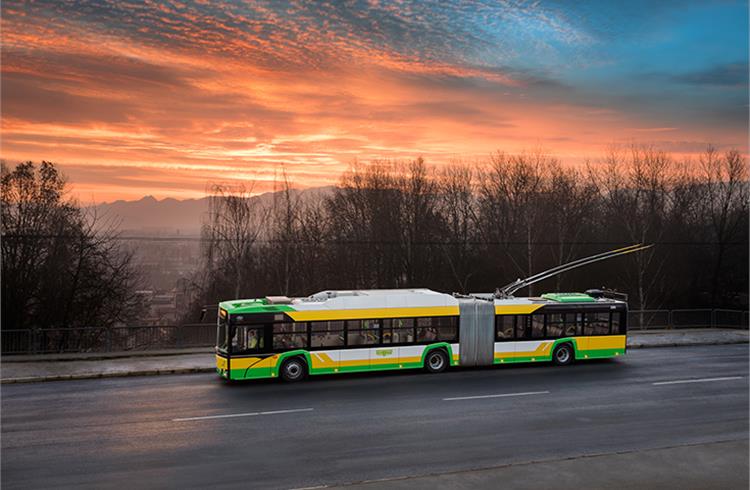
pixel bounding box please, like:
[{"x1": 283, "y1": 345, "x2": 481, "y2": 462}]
[{"x1": 90, "y1": 186, "x2": 335, "y2": 236}]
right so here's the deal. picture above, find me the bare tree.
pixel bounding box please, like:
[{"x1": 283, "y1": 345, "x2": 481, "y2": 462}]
[
  {"x1": 477, "y1": 151, "x2": 549, "y2": 295},
  {"x1": 201, "y1": 182, "x2": 268, "y2": 299},
  {"x1": 437, "y1": 162, "x2": 476, "y2": 292},
  {"x1": 544, "y1": 163, "x2": 597, "y2": 291},
  {"x1": 1, "y1": 161, "x2": 142, "y2": 340},
  {"x1": 186, "y1": 146, "x2": 747, "y2": 312},
  {"x1": 697, "y1": 147, "x2": 749, "y2": 304},
  {"x1": 326, "y1": 160, "x2": 404, "y2": 288},
  {"x1": 588, "y1": 146, "x2": 673, "y2": 309},
  {"x1": 395, "y1": 157, "x2": 442, "y2": 287},
  {"x1": 294, "y1": 193, "x2": 331, "y2": 294}
]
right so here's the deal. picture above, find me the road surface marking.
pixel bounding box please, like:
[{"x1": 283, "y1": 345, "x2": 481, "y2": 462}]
[
  {"x1": 443, "y1": 390, "x2": 550, "y2": 401},
  {"x1": 652, "y1": 376, "x2": 744, "y2": 386},
  {"x1": 173, "y1": 407, "x2": 313, "y2": 422}
]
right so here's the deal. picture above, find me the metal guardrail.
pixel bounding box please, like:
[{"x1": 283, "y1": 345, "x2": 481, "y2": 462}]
[
  {"x1": 1, "y1": 309, "x2": 747, "y2": 355},
  {"x1": 627, "y1": 308, "x2": 750, "y2": 330},
  {"x1": 0, "y1": 323, "x2": 216, "y2": 355}
]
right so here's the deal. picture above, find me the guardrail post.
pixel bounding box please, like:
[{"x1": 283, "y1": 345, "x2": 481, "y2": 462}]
[
  {"x1": 668, "y1": 310, "x2": 673, "y2": 329},
  {"x1": 710, "y1": 309, "x2": 716, "y2": 328}
]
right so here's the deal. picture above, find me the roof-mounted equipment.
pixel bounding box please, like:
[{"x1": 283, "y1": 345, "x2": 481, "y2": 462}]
[{"x1": 495, "y1": 243, "x2": 653, "y2": 298}]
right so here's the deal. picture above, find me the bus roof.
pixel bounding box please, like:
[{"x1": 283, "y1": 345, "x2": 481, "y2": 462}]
[{"x1": 219, "y1": 288, "x2": 625, "y2": 318}]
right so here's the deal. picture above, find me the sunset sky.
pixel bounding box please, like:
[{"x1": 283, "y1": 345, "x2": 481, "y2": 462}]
[{"x1": 2, "y1": 0, "x2": 748, "y2": 202}]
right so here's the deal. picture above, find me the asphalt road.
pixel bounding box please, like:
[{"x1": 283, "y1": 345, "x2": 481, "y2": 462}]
[{"x1": 2, "y1": 345, "x2": 748, "y2": 489}]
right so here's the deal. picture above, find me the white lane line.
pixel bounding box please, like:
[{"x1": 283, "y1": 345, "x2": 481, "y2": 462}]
[
  {"x1": 443, "y1": 390, "x2": 550, "y2": 401},
  {"x1": 652, "y1": 376, "x2": 744, "y2": 386},
  {"x1": 172, "y1": 407, "x2": 313, "y2": 422}
]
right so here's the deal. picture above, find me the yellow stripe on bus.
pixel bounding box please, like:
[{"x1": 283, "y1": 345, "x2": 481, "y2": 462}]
[
  {"x1": 286, "y1": 306, "x2": 460, "y2": 322},
  {"x1": 494, "y1": 304, "x2": 545, "y2": 315}
]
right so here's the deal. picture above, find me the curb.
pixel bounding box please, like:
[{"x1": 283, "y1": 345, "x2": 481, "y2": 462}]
[
  {"x1": 1, "y1": 367, "x2": 215, "y2": 384},
  {"x1": 628, "y1": 339, "x2": 748, "y2": 349}
]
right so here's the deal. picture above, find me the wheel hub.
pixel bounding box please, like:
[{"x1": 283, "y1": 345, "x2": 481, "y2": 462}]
[
  {"x1": 430, "y1": 354, "x2": 444, "y2": 369},
  {"x1": 286, "y1": 364, "x2": 301, "y2": 377}
]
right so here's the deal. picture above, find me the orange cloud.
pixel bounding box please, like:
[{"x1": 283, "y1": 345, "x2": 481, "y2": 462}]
[{"x1": 1, "y1": 0, "x2": 746, "y2": 202}]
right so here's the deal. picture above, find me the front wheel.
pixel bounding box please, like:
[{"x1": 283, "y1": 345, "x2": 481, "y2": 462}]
[
  {"x1": 552, "y1": 343, "x2": 574, "y2": 366},
  {"x1": 280, "y1": 358, "x2": 308, "y2": 382},
  {"x1": 424, "y1": 349, "x2": 448, "y2": 373}
]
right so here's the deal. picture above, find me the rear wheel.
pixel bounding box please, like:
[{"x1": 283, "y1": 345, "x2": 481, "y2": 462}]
[
  {"x1": 280, "y1": 357, "x2": 308, "y2": 382},
  {"x1": 424, "y1": 349, "x2": 448, "y2": 373},
  {"x1": 552, "y1": 343, "x2": 574, "y2": 366}
]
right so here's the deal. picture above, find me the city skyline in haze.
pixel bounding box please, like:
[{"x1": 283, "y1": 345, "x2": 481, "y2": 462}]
[{"x1": 2, "y1": 0, "x2": 748, "y2": 202}]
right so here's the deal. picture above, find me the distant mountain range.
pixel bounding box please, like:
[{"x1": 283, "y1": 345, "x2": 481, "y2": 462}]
[{"x1": 90, "y1": 186, "x2": 334, "y2": 236}]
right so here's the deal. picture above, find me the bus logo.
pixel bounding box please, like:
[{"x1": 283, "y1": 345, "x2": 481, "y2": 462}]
[{"x1": 375, "y1": 349, "x2": 393, "y2": 357}]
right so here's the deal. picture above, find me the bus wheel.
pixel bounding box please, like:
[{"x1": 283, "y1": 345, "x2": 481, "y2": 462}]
[
  {"x1": 552, "y1": 343, "x2": 574, "y2": 366},
  {"x1": 424, "y1": 349, "x2": 448, "y2": 374},
  {"x1": 280, "y1": 358, "x2": 308, "y2": 382}
]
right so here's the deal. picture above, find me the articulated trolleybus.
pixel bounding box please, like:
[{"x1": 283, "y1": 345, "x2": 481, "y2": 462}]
[{"x1": 215, "y1": 244, "x2": 650, "y2": 382}]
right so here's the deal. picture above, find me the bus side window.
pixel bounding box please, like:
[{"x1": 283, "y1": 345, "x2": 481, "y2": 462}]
[
  {"x1": 382, "y1": 319, "x2": 393, "y2": 344},
  {"x1": 364, "y1": 319, "x2": 382, "y2": 344},
  {"x1": 310, "y1": 321, "x2": 344, "y2": 348},
  {"x1": 515, "y1": 315, "x2": 530, "y2": 339},
  {"x1": 562, "y1": 313, "x2": 578, "y2": 337},
  {"x1": 585, "y1": 312, "x2": 610, "y2": 336},
  {"x1": 546, "y1": 314, "x2": 564, "y2": 338},
  {"x1": 496, "y1": 315, "x2": 514, "y2": 341},
  {"x1": 531, "y1": 314, "x2": 545, "y2": 339},
  {"x1": 232, "y1": 326, "x2": 266, "y2": 353},
  {"x1": 583, "y1": 313, "x2": 594, "y2": 336},
  {"x1": 598, "y1": 313, "x2": 611, "y2": 335},
  {"x1": 611, "y1": 312, "x2": 625, "y2": 335},
  {"x1": 435, "y1": 316, "x2": 458, "y2": 342},
  {"x1": 416, "y1": 317, "x2": 438, "y2": 342},
  {"x1": 347, "y1": 319, "x2": 379, "y2": 346},
  {"x1": 273, "y1": 322, "x2": 308, "y2": 350},
  {"x1": 574, "y1": 313, "x2": 584, "y2": 336},
  {"x1": 390, "y1": 318, "x2": 415, "y2": 344}
]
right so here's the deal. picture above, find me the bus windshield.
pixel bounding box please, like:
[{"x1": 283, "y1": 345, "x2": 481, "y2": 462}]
[{"x1": 217, "y1": 317, "x2": 228, "y2": 352}]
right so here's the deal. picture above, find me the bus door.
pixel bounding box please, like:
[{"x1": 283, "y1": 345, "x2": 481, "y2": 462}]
[
  {"x1": 370, "y1": 319, "x2": 399, "y2": 369},
  {"x1": 493, "y1": 315, "x2": 515, "y2": 363},
  {"x1": 340, "y1": 319, "x2": 379, "y2": 372},
  {"x1": 391, "y1": 318, "x2": 418, "y2": 368},
  {"x1": 229, "y1": 324, "x2": 271, "y2": 379},
  {"x1": 513, "y1": 314, "x2": 549, "y2": 360},
  {"x1": 571, "y1": 312, "x2": 587, "y2": 354},
  {"x1": 582, "y1": 309, "x2": 624, "y2": 357},
  {"x1": 513, "y1": 315, "x2": 530, "y2": 359}
]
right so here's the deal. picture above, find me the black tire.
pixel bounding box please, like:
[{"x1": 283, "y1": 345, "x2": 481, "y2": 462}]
[
  {"x1": 552, "y1": 343, "x2": 574, "y2": 366},
  {"x1": 424, "y1": 349, "x2": 449, "y2": 374},
  {"x1": 280, "y1": 357, "x2": 308, "y2": 382}
]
